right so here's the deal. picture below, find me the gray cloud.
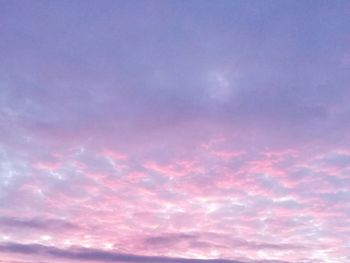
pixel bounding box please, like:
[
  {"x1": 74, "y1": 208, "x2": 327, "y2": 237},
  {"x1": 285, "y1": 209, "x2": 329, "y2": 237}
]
[
  {"x1": 0, "y1": 217, "x2": 77, "y2": 231},
  {"x1": 142, "y1": 232, "x2": 306, "y2": 252},
  {"x1": 0, "y1": 242, "x2": 243, "y2": 263},
  {"x1": 143, "y1": 233, "x2": 197, "y2": 246}
]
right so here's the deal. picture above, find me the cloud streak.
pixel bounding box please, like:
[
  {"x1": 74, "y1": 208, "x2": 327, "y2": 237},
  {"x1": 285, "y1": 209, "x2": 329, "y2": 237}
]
[
  {"x1": 0, "y1": 242, "x2": 244, "y2": 263},
  {"x1": 0, "y1": 217, "x2": 77, "y2": 231}
]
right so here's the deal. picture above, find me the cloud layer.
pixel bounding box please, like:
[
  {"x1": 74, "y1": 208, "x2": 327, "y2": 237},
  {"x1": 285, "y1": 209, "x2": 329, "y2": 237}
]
[{"x1": 0, "y1": 1, "x2": 349, "y2": 263}]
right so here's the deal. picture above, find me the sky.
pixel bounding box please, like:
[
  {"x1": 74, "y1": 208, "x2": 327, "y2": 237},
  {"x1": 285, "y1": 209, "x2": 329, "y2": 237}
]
[{"x1": 0, "y1": 0, "x2": 350, "y2": 262}]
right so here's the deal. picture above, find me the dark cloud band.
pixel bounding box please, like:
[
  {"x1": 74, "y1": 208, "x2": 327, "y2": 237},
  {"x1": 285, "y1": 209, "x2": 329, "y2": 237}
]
[{"x1": 0, "y1": 242, "x2": 243, "y2": 263}]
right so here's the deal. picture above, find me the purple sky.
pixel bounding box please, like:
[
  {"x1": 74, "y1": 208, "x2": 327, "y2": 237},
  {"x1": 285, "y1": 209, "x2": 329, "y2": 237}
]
[{"x1": 1, "y1": 1, "x2": 350, "y2": 262}]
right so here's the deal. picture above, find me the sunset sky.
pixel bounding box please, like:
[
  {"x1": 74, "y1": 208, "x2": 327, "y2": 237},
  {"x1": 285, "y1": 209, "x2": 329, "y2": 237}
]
[{"x1": 0, "y1": 1, "x2": 350, "y2": 263}]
